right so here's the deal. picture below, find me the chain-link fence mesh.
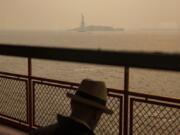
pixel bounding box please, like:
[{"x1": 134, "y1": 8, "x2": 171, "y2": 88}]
[
  {"x1": 95, "y1": 96, "x2": 121, "y2": 135},
  {"x1": 33, "y1": 81, "x2": 122, "y2": 135},
  {"x1": 131, "y1": 99, "x2": 180, "y2": 135},
  {"x1": 34, "y1": 82, "x2": 75, "y2": 126},
  {"x1": 1, "y1": 75, "x2": 179, "y2": 135},
  {"x1": 0, "y1": 76, "x2": 27, "y2": 122}
]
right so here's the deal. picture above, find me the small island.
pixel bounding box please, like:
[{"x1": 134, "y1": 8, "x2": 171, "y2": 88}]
[{"x1": 69, "y1": 14, "x2": 124, "y2": 32}]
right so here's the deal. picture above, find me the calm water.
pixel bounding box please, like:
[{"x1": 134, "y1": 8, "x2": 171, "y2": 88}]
[
  {"x1": 0, "y1": 30, "x2": 180, "y2": 52},
  {"x1": 0, "y1": 30, "x2": 180, "y2": 98}
]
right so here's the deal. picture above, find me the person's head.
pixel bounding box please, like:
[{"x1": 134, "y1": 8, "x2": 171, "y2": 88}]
[
  {"x1": 70, "y1": 100, "x2": 103, "y2": 129},
  {"x1": 67, "y1": 79, "x2": 113, "y2": 130}
]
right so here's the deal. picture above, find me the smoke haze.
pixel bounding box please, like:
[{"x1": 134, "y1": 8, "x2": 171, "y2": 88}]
[{"x1": 0, "y1": 0, "x2": 179, "y2": 30}]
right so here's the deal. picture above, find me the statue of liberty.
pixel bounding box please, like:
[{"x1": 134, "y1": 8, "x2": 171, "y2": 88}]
[{"x1": 80, "y1": 14, "x2": 85, "y2": 31}]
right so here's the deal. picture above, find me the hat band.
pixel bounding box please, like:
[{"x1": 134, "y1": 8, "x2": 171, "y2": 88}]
[{"x1": 76, "y1": 91, "x2": 106, "y2": 105}]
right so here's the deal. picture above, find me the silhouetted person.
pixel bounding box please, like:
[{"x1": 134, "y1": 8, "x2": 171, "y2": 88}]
[{"x1": 30, "y1": 79, "x2": 113, "y2": 135}]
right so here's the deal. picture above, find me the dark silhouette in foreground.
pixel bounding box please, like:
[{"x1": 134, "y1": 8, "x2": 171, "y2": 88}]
[{"x1": 30, "y1": 79, "x2": 113, "y2": 135}]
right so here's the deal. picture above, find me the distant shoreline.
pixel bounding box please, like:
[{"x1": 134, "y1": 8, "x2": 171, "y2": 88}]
[{"x1": 69, "y1": 25, "x2": 124, "y2": 32}]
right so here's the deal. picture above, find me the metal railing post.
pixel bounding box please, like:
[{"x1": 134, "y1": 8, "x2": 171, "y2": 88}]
[
  {"x1": 124, "y1": 67, "x2": 129, "y2": 135},
  {"x1": 119, "y1": 96, "x2": 123, "y2": 135},
  {"x1": 27, "y1": 57, "x2": 33, "y2": 128}
]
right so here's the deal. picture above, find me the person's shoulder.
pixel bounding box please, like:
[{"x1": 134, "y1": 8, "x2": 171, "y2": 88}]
[{"x1": 57, "y1": 115, "x2": 95, "y2": 135}]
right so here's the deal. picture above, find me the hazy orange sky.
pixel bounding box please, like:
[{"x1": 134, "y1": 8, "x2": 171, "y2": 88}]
[{"x1": 0, "y1": 0, "x2": 179, "y2": 30}]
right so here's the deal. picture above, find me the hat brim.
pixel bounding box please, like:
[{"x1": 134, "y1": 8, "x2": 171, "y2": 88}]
[{"x1": 67, "y1": 93, "x2": 113, "y2": 115}]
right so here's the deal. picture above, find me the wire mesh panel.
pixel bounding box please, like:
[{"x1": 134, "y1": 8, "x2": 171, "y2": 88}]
[
  {"x1": 0, "y1": 76, "x2": 27, "y2": 122},
  {"x1": 33, "y1": 81, "x2": 76, "y2": 127},
  {"x1": 130, "y1": 98, "x2": 180, "y2": 135},
  {"x1": 95, "y1": 96, "x2": 122, "y2": 135}
]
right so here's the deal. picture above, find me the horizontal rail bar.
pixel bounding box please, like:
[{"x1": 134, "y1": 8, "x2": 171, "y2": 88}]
[
  {"x1": 108, "y1": 88, "x2": 124, "y2": 94},
  {"x1": 33, "y1": 81, "x2": 78, "y2": 91},
  {"x1": 131, "y1": 98, "x2": 180, "y2": 109},
  {"x1": 0, "y1": 75, "x2": 27, "y2": 81},
  {"x1": 129, "y1": 91, "x2": 180, "y2": 104},
  {"x1": 31, "y1": 76, "x2": 80, "y2": 87},
  {"x1": 0, "y1": 114, "x2": 27, "y2": 124},
  {"x1": 0, "y1": 117, "x2": 31, "y2": 132},
  {"x1": 0, "y1": 44, "x2": 180, "y2": 71},
  {"x1": 108, "y1": 93, "x2": 123, "y2": 98},
  {"x1": 0, "y1": 71, "x2": 28, "y2": 78}
]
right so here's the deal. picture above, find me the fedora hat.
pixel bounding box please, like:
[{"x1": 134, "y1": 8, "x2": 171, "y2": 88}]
[{"x1": 67, "y1": 79, "x2": 113, "y2": 114}]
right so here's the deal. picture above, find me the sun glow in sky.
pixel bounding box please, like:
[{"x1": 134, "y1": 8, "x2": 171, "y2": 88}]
[{"x1": 0, "y1": 0, "x2": 179, "y2": 30}]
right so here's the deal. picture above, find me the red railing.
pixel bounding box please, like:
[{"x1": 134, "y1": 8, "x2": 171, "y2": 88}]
[{"x1": 0, "y1": 57, "x2": 179, "y2": 135}]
